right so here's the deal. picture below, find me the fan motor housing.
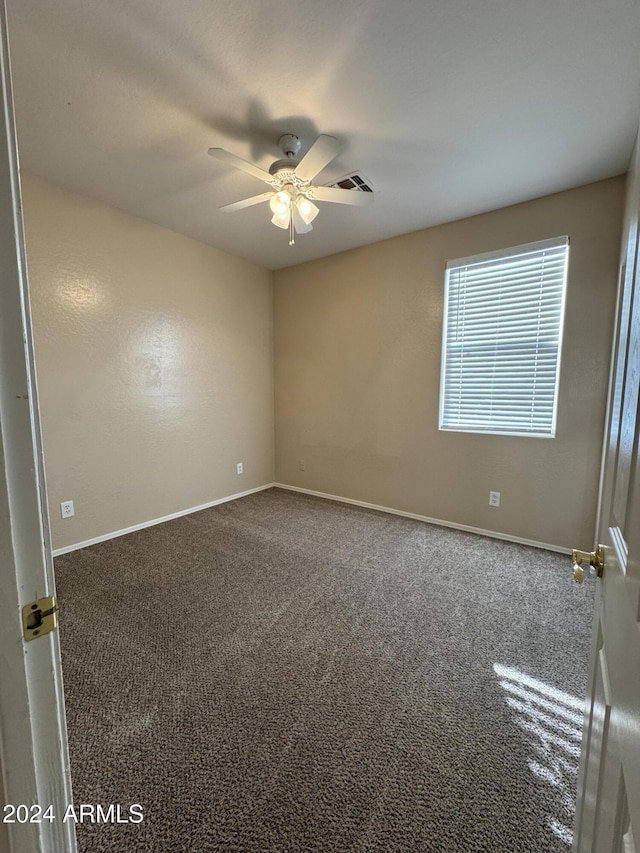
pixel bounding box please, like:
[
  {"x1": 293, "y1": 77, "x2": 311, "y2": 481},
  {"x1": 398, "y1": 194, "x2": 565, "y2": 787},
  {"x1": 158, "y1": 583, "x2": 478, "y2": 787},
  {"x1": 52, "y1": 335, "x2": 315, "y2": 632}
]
[{"x1": 269, "y1": 159, "x2": 300, "y2": 175}]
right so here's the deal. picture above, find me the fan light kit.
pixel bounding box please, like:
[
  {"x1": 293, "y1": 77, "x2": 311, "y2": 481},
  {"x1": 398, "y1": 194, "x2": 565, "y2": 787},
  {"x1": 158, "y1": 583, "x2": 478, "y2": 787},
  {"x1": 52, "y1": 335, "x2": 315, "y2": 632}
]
[{"x1": 208, "y1": 133, "x2": 373, "y2": 245}]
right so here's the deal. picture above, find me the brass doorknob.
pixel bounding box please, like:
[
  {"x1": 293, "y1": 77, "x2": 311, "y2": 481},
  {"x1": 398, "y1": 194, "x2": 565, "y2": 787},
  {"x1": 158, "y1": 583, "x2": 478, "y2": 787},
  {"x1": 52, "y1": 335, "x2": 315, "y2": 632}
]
[{"x1": 571, "y1": 545, "x2": 605, "y2": 583}]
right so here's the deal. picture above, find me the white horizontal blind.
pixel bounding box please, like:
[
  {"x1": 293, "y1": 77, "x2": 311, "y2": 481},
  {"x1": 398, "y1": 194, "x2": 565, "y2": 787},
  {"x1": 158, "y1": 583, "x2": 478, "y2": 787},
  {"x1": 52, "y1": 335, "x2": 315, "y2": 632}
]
[{"x1": 440, "y1": 237, "x2": 569, "y2": 437}]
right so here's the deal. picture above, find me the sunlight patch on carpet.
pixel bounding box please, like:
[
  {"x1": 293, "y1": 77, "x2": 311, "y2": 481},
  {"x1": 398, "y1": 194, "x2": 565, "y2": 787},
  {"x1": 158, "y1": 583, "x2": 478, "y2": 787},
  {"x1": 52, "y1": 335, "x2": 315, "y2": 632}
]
[{"x1": 493, "y1": 662, "x2": 585, "y2": 847}]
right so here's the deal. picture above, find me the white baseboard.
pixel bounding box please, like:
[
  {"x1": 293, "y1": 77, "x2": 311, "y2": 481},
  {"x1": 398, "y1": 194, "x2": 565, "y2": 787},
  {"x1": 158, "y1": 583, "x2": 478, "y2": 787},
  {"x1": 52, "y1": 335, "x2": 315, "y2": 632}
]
[
  {"x1": 273, "y1": 483, "x2": 571, "y2": 554},
  {"x1": 53, "y1": 481, "x2": 571, "y2": 557},
  {"x1": 52, "y1": 483, "x2": 276, "y2": 556}
]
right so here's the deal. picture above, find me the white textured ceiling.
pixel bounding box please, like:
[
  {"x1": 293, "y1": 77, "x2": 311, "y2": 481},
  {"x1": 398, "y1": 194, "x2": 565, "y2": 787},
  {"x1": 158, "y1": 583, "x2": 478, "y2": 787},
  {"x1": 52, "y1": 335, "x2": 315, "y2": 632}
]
[{"x1": 7, "y1": 0, "x2": 640, "y2": 270}]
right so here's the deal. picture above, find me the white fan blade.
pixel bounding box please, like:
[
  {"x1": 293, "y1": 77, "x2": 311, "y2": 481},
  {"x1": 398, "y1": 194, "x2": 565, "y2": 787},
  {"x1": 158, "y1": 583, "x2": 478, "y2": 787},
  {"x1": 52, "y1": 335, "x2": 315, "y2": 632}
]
[
  {"x1": 220, "y1": 192, "x2": 274, "y2": 212},
  {"x1": 294, "y1": 135, "x2": 341, "y2": 182},
  {"x1": 310, "y1": 186, "x2": 374, "y2": 206},
  {"x1": 208, "y1": 148, "x2": 273, "y2": 183},
  {"x1": 292, "y1": 205, "x2": 313, "y2": 234}
]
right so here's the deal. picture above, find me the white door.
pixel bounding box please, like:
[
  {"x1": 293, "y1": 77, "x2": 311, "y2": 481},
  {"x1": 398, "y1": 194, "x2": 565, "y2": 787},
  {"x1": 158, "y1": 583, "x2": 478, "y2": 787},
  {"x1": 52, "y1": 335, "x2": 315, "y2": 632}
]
[
  {"x1": 0, "y1": 2, "x2": 76, "y2": 851},
  {"x1": 573, "y1": 135, "x2": 640, "y2": 851}
]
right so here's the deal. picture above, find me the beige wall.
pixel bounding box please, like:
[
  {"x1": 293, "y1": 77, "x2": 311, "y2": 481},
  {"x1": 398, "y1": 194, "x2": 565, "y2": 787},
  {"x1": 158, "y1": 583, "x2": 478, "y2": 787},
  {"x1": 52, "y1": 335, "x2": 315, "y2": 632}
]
[
  {"x1": 274, "y1": 177, "x2": 625, "y2": 549},
  {"x1": 22, "y1": 175, "x2": 274, "y2": 551},
  {"x1": 21, "y1": 173, "x2": 625, "y2": 554}
]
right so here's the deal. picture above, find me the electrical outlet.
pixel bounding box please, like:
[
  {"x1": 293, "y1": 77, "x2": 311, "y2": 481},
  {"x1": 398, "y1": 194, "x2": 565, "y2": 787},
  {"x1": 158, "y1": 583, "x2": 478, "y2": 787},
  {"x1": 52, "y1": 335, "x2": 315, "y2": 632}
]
[
  {"x1": 489, "y1": 491, "x2": 501, "y2": 508},
  {"x1": 299, "y1": 460, "x2": 306, "y2": 471},
  {"x1": 60, "y1": 500, "x2": 75, "y2": 519},
  {"x1": 236, "y1": 462, "x2": 243, "y2": 475}
]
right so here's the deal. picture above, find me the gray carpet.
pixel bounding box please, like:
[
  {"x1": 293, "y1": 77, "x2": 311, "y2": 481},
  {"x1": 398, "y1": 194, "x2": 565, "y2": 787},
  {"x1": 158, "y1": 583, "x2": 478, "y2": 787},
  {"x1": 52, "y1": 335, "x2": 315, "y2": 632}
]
[{"x1": 55, "y1": 487, "x2": 594, "y2": 852}]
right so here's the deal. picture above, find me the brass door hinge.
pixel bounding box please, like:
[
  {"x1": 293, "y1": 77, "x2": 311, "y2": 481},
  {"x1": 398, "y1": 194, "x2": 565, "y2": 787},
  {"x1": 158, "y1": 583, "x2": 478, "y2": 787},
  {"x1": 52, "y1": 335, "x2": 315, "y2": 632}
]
[{"x1": 22, "y1": 596, "x2": 57, "y2": 641}]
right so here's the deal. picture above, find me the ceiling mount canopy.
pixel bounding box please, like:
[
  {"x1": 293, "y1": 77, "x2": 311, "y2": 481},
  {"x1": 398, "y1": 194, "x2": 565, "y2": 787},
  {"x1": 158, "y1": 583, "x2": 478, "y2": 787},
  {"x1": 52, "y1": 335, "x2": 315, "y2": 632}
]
[{"x1": 208, "y1": 133, "x2": 373, "y2": 246}]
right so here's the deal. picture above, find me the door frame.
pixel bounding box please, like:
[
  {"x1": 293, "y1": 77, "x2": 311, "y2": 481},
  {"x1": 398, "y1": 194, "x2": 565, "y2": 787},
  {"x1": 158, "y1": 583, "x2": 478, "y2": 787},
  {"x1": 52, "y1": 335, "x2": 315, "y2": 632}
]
[{"x1": 0, "y1": 1, "x2": 76, "y2": 850}]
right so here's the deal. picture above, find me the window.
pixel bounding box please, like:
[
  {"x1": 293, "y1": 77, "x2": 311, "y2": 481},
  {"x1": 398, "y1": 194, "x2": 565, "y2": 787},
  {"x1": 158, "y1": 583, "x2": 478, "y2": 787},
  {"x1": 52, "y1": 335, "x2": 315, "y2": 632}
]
[{"x1": 439, "y1": 236, "x2": 569, "y2": 437}]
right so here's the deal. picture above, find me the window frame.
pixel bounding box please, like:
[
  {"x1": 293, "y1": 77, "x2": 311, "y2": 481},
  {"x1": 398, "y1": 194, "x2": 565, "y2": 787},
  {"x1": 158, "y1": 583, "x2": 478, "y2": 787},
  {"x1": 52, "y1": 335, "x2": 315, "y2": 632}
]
[{"x1": 438, "y1": 236, "x2": 570, "y2": 439}]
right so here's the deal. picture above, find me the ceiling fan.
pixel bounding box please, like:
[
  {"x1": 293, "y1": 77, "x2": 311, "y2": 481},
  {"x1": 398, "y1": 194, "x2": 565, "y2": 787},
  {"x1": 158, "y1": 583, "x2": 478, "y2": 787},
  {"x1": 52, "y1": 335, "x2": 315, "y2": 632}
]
[{"x1": 208, "y1": 134, "x2": 373, "y2": 245}]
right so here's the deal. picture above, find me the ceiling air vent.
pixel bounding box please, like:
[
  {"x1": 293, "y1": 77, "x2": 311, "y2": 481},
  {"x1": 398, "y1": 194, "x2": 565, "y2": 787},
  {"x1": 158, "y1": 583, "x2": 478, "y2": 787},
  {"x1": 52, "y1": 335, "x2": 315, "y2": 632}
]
[{"x1": 330, "y1": 172, "x2": 375, "y2": 193}]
